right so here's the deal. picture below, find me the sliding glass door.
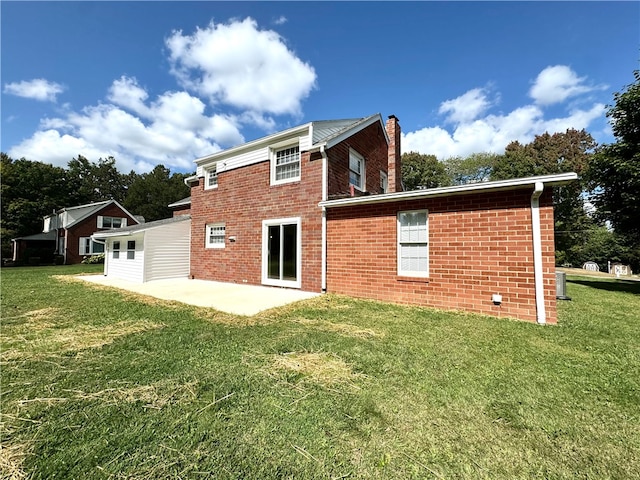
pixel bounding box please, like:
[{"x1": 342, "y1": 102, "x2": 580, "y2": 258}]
[{"x1": 262, "y1": 218, "x2": 301, "y2": 288}]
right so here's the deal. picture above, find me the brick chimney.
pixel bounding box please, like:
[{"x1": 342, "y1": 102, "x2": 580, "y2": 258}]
[{"x1": 386, "y1": 115, "x2": 402, "y2": 193}]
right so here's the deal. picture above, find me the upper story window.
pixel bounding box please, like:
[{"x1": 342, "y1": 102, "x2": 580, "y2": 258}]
[
  {"x1": 98, "y1": 216, "x2": 127, "y2": 229},
  {"x1": 397, "y1": 210, "x2": 429, "y2": 277},
  {"x1": 271, "y1": 144, "x2": 300, "y2": 185},
  {"x1": 349, "y1": 149, "x2": 365, "y2": 191},
  {"x1": 380, "y1": 171, "x2": 388, "y2": 194},
  {"x1": 206, "y1": 165, "x2": 218, "y2": 189}
]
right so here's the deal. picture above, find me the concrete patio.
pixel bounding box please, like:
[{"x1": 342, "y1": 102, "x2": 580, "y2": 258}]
[{"x1": 76, "y1": 275, "x2": 319, "y2": 315}]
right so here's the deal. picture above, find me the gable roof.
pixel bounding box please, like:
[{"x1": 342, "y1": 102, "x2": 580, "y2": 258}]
[
  {"x1": 91, "y1": 214, "x2": 190, "y2": 239},
  {"x1": 168, "y1": 196, "x2": 191, "y2": 208},
  {"x1": 43, "y1": 200, "x2": 140, "y2": 230},
  {"x1": 193, "y1": 114, "x2": 386, "y2": 171}
]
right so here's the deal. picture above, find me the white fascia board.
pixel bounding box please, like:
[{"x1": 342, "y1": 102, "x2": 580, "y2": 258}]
[
  {"x1": 194, "y1": 122, "x2": 312, "y2": 167},
  {"x1": 91, "y1": 230, "x2": 132, "y2": 239},
  {"x1": 319, "y1": 172, "x2": 578, "y2": 208},
  {"x1": 324, "y1": 114, "x2": 387, "y2": 149}
]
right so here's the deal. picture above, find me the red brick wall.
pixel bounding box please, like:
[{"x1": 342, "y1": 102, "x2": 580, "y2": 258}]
[
  {"x1": 327, "y1": 122, "x2": 389, "y2": 198},
  {"x1": 65, "y1": 204, "x2": 139, "y2": 264},
  {"x1": 325, "y1": 189, "x2": 557, "y2": 323},
  {"x1": 172, "y1": 206, "x2": 191, "y2": 217},
  {"x1": 189, "y1": 152, "x2": 323, "y2": 291},
  {"x1": 189, "y1": 121, "x2": 389, "y2": 292}
]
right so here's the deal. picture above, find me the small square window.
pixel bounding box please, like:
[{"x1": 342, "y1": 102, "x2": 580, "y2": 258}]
[{"x1": 206, "y1": 223, "x2": 225, "y2": 248}]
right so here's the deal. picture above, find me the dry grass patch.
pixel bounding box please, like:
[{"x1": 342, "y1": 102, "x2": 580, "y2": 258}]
[
  {"x1": 267, "y1": 352, "x2": 362, "y2": 388},
  {"x1": 1, "y1": 319, "x2": 163, "y2": 361},
  {"x1": 0, "y1": 441, "x2": 30, "y2": 480},
  {"x1": 14, "y1": 379, "x2": 199, "y2": 411},
  {"x1": 291, "y1": 318, "x2": 383, "y2": 339}
]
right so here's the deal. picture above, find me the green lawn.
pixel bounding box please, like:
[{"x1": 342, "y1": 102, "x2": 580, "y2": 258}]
[{"x1": 1, "y1": 265, "x2": 639, "y2": 479}]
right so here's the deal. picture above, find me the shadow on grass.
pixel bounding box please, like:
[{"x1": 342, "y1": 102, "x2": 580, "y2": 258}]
[{"x1": 567, "y1": 277, "x2": 640, "y2": 295}]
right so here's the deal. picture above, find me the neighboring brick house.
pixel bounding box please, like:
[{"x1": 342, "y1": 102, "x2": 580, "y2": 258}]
[
  {"x1": 187, "y1": 113, "x2": 576, "y2": 324},
  {"x1": 38, "y1": 200, "x2": 140, "y2": 264},
  {"x1": 168, "y1": 197, "x2": 191, "y2": 217}
]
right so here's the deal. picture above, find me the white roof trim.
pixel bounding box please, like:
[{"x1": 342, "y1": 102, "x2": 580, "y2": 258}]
[
  {"x1": 319, "y1": 173, "x2": 578, "y2": 208},
  {"x1": 194, "y1": 123, "x2": 312, "y2": 166},
  {"x1": 324, "y1": 114, "x2": 387, "y2": 149}
]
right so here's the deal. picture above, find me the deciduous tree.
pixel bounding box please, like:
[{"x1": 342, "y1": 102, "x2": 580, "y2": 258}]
[
  {"x1": 588, "y1": 70, "x2": 640, "y2": 269},
  {"x1": 401, "y1": 152, "x2": 451, "y2": 190}
]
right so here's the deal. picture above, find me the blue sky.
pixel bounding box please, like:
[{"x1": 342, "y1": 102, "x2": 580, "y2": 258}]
[{"x1": 2, "y1": 1, "x2": 638, "y2": 174}]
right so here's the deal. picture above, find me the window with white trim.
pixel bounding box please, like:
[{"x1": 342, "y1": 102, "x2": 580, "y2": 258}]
[
  {"x1": 113, "y1": 241, "x2": 120, "y2": 259},
  {"x1": 272, "y1": 145, "x2": 300, "y2": 184},
  {"x1": 380, "y1": 171, "x2": 388, "y2": 193},
  {"x1": 127, "y1": 240, "x2": 136, "y2": 260},
  {"x1": 397, "y1": 210, "x2": 429, "y2": 277},
  {"x1": 349, "y1": 149, "x2": 365, "y2": 191},
  {"x1": 98, "y1": 216, "x2": 127, "y2": 229},
  {"x1": 205, "y1": 223, "x2": 226, "y2": 248},
  {"x1": 79, "y1": 237, "x2": 105, "y2": 255},
  {"x1": 206, "y1": 165, "x2": 218, "y2": 189}
]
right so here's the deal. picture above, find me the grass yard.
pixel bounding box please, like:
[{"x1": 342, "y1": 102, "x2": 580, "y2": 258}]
[{"x1": 1, "y1": 265, "x2": 639, "y2": 479}]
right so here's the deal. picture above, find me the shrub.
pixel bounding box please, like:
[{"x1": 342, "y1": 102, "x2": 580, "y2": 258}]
[{"x1": 81, "y1": 254, "x2": 105, "y2": 264}]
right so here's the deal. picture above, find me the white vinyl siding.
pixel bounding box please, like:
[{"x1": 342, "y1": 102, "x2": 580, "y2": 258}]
[
  {"x1": 143, "y1": 220, "x2": 191, "y2": 281},
  {"x1": 102, "y1": 220, "x2": 190, "y2": 283},
  {"x1": 97, "y1": 216, "x2": 127, "y2": 229},
  {"x1": 271, "y1": 144, "x2": 300, "y2": 185},
  {"x1": 79, "y1": 237, "x2": 105, "y2": 255},
  {"x1": 397, "y1": 210, "x2": 429, "y2": 277},
  {"x1": 349, "y1": 149, "x2": 365, "y2": 191},
  {"x1": 105, "y1": 234, "x2": 145, "y2": 282},
  {"x1": 205, "y1": 223, "x2": 225, "y2": 248}
]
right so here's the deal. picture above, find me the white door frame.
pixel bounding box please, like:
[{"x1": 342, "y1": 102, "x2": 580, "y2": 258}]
[{"x1": 261, "y1": 217, "x2": 302, "y2": 289}]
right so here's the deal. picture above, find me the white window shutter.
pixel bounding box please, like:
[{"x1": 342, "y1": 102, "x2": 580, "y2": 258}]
[
  {"x1": 97, "y1": 216, "x2": 104, "y2": 228},
  {"x1": 122, "y1": 218, "x2": 127, "y2": 227}
]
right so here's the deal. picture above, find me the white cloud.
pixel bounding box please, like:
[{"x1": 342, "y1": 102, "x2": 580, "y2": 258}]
[
  {"x1": 3, "y1": 78, "x2": 65, "y2": 102},
  {"x1": 166, "y1": 17, "x2": 316, "y2": 118},
  {"x1": 7, "y1": 18, "x2": 317, "y2": 172},
  {"x1": 402, "y1": 67, "x2": 607, "y2": 159},
  {"x1": 9, "y1": 77, "x2": 245, "y2": 173},
  {"x1": 529, "y1": 65, "x2": 605, "y2": 106},
  {"x1": 438, "y1": 87, "x2": 494, "y2": 124},
  {"x1": 273, "y1": 16, "x2": 288, "y2": 25}
]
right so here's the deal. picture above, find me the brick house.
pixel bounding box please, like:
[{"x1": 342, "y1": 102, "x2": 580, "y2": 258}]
[
  {"x1": 187, "y1": 114, "x2": 576, "y2": 323},
  {"x1": 23, "y1": 200, "x2": 141, "y2": 265}
]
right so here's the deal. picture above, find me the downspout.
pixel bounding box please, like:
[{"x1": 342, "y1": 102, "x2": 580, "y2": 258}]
[
  {"x1": 63, "y1": 229, "x2": 68, "y2": 265},
  {"x1": 320, "y1": 144, "x2": 328, "y2": 293},
  {"x1": 531, "y1": 181, "x2": 546, "y2": 324}
]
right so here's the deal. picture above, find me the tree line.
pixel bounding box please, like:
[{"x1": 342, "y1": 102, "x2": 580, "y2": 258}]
[
  {"x1": 402, "y1": 71, "x2": 639, "y2": 271},
  {"x1": 2, "y1": 71, "x2": 638, "y2": 270},
  {"x1": 0, "y1": 154, "x2": 192, "y2": 258}
]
